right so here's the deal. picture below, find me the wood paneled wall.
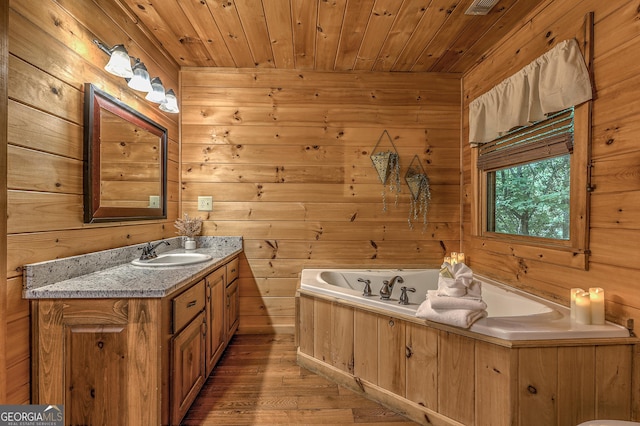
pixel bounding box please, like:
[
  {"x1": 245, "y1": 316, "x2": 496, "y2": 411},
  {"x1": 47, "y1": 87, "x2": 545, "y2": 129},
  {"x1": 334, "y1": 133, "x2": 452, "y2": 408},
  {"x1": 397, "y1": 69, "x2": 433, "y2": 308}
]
[
  {"x1": 1, "y1": 0, "x2": 9, "y2": 403},
  {"x1": 5, "y1": 0, "x2": 179, "y2": 403},
  {"x1": 11, "y1": 0, "x2": 637, "y2": 409},
  {"x1": 180, "y1": 68, "x2": 462, "y2": 334},
  {"x1": 462, "y1": 1, "x2": 640, "y2": 329}
]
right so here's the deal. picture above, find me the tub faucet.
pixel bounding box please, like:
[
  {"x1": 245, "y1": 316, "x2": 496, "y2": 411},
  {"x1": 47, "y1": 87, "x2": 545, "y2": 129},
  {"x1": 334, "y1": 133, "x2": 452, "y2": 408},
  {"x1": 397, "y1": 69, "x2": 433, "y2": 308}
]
[
  {"x1": 398, "y1": 287, "x2": 416, "y2": 305},
  {"x1": 380, "y1": 276, "x2": 404, "y2": 300},
  {"x1": 358, "y1": 278, "x2": 372, "y2": 297},
  {"x1": 138, "y1": 240, "x2": 170, "y2": 260}
]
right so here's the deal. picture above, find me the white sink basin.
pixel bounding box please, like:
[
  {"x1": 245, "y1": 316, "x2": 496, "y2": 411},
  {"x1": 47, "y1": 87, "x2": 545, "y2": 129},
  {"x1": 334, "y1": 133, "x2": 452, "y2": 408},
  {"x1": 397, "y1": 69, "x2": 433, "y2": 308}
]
[{"x1": 131, "y1": 252, "x2": 212, "y2": 267}]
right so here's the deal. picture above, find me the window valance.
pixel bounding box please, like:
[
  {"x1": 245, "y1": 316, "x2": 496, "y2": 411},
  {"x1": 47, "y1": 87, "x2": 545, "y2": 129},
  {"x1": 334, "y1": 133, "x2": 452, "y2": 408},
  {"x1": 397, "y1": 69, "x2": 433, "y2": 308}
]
[{"x1": 469, "y1": 39, "x2": 592, "y2": 144}]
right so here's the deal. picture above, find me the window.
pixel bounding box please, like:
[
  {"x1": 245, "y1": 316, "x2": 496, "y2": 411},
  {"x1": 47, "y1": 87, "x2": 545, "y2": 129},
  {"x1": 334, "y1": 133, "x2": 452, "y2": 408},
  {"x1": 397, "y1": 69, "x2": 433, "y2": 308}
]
[
  {"x1": 488, "y1": 155, "x2": 570, "y2": 239},
  {"x1": 480, "y1": 109, "x2": 574, "y2": 241},
  {"x1": 474, "y1": 106, "x2": 590, "y2": 256},
  {"x1": 468, "y1": 39, "x2": 592, "y2": 267}
]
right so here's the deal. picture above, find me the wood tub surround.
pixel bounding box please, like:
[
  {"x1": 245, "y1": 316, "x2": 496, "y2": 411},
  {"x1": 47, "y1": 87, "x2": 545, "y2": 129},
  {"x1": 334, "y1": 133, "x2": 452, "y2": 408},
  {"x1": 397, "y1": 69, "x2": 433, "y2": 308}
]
[
  {"x1": 297, "y1": 292, "x2": 639, "y2": 426},
  {"x1": 28, "y1": 241, "x2": 241, "y2": 426}
]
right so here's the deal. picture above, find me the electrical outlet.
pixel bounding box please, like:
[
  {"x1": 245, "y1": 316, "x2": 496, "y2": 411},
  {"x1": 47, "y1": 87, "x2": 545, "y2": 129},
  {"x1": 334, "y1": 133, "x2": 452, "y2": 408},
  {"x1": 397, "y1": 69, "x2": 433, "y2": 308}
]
[
  {"x1": 149, "y1": 195, "x2": 160, "y2": 209},
  {"x1": 198, "y1": 196, "x2": 213, "y2": 211}
]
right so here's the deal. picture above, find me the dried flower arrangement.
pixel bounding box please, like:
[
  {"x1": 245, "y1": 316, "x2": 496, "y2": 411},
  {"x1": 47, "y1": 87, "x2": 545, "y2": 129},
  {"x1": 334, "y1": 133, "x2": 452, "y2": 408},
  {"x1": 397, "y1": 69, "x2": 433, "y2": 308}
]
[{"x1": 174, "y1": 213, "x2": 203, "y2": 238}]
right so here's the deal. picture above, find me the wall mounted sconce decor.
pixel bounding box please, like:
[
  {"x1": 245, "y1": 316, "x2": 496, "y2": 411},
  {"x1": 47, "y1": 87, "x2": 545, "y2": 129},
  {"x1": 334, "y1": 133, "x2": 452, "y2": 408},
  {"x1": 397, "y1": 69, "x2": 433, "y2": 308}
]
[
  {"x1": 370, "y1": 130, "x2": 401, "y2": 211},
  {"x1": 93, "y1": 39, "x2": 179, "y2": 114},
  {"x1": 405, "y1": 155, "x2": 431, "y2": 230}
]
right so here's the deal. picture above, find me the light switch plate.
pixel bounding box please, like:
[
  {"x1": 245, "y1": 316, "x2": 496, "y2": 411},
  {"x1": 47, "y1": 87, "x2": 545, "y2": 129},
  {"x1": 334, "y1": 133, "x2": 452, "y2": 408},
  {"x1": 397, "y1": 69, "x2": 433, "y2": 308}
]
[
  {"x1": 198, "y1": 196, "x2": 213, "y2": 211},
  {"x1": 149, "y1": 195, "x2": 160, "y2": 209}
]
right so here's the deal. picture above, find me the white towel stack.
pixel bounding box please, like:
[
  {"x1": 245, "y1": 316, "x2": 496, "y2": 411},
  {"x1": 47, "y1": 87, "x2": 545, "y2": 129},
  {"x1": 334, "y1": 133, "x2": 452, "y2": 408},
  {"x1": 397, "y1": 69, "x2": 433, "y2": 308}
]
[{"x1": 415, "y1": 262, "x2": 487, "y2": 329}]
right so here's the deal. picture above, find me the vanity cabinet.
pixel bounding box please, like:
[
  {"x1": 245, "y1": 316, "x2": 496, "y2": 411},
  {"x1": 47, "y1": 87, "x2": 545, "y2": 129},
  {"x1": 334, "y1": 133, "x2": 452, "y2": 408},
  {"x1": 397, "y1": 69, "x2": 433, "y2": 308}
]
[
  {"x1": 31, "y1": 255, "x2": 240, "y2": 426},
  {"x1": 32, "y1": 298, "x2": 162, "y2": 426},
  {"x1": 171, "y1": 311, "x2": 206, "y2": 424},
  {"x1": 205, "y1": 267, "x2": 226, "y2": 375},
  {"x1": 225, "y1": 257, "x2": 240, "y2": 337},
  {"x1": 170, "y1": 280, "x2": 206, "y2": 425},
  {"x1": 168, "y1": 258, "x2": 240, "y2": 425}
]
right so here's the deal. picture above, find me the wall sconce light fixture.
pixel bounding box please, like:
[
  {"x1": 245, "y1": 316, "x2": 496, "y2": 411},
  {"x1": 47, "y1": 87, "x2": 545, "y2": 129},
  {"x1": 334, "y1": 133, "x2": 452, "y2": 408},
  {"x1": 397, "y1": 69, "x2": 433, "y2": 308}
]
[
  {"x1": 159, "y1": 89, "x2": 180, "y2": 113},
  {"x1": 102, "y1": 44, "x2": 133, "y2": 78},
  {"x1": 127, "y1": 59, "x2": 153, "y2": 92},
  {"x1": 93, "y1": 39, "x2": 179, "y2": 114},
  {"x1": 145, "y1": 77, "x2": 166, "y2": 104}
]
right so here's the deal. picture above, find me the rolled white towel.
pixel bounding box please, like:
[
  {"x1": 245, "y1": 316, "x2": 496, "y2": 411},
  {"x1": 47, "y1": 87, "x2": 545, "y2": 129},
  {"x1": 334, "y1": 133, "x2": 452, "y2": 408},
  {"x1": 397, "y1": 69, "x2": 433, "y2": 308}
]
[
  {"x1": 436, "y1": 275, "x2": 467, "y2": 297},
  {"x1": 437, "y1": 262, "x2": 478, "y2": 298},
  {"x1": 465, "y1": 280, "x2": 482, "y2": 299},
  {"x1": 427, "y1": 290, "x2": 487, "y2": 311},
  {"x1": 415, "y1": 299, "x2": 487, "y2": 329}
]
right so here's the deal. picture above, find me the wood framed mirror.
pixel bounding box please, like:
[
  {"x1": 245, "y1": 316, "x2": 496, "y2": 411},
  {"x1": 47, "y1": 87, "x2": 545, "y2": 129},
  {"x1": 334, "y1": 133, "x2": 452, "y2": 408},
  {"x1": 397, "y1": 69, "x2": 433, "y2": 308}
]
[{"x1": 83, "y1": 83, "x2": 167, "y2": 223}]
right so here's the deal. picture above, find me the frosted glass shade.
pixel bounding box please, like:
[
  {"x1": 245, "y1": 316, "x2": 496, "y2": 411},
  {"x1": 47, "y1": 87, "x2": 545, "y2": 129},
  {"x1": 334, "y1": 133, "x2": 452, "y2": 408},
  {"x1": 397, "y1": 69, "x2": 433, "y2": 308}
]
[
  {"x1": 145, "y1": 77, "x2": 166, "y2": 103},
  {"x1": 104, "y1": 45, "x2": 133, "y2": 78},
  {"x1": 159, "y1": 89, "x2": 179, "y2": 113},
  {"x1": 127, "y1": 60, "x2": 152, "y2": 92}
]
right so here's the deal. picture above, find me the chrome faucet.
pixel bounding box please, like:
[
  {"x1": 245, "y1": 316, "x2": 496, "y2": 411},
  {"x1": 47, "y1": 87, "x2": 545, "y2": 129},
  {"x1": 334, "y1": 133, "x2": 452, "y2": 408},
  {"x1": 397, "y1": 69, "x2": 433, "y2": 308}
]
[
  {"x1": 379, "y1": 275, "x2": 404, "y2": 300},
  {"x1": 398, "y1": 286, "x2": 416, "y2": 305},
  {"x1": 358, "y1": 278, "x2": 372, "y2": 296},
  {"x1": 138, "y1": 240, "x2": 170, "y2": 260}
]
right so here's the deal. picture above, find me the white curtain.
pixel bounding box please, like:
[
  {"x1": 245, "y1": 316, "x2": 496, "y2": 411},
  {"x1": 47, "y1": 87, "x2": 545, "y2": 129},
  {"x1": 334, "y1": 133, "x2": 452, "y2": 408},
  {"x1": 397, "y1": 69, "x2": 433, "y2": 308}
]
[{"x1": 469, "y1": 39, "x2": 592, "y2": 144}]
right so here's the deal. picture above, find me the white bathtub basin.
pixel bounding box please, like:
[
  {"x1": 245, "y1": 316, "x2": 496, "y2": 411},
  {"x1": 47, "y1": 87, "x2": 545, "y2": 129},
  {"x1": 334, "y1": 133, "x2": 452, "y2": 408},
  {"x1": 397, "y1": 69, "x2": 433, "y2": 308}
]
[
  {"x1": 300, "y1": 268, "x2": 631, "y2": 341},
  {"x1": 131, "y1": 252, "x2": 212, "y2": 267}
]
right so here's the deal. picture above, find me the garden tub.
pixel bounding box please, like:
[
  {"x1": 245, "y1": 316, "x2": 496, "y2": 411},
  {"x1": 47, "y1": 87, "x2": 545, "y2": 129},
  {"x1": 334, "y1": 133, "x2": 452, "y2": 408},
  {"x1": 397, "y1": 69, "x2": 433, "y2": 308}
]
[{"x1": 299, "y1": 268, "x2": 630, "y2": 340}]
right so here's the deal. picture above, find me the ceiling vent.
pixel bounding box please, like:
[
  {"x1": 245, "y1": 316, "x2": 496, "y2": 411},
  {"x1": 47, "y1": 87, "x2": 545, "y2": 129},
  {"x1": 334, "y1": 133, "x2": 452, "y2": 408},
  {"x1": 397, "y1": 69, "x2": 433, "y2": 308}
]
[{"x1": 464, "y1": 0, "x2": 500, "y2": 15}]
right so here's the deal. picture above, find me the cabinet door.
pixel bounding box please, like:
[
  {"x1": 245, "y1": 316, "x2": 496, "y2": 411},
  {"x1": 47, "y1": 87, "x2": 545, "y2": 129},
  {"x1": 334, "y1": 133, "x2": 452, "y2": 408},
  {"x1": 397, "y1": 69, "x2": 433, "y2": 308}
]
[
  {"x1": 378, "y1": 316, "x2": 406, "y2": 396},
  {"x1": 171, "y1": 311, "x2": 206, "y2": 425},
  {"x1": 405, "y1": 322, "x2": 438, "y2": 409},
  {"x1": 225, "y1": 279, "x2": 239, "y2": 337},
  {"x1": 205, "y1": 267, "x2": 226, "y2": 375},
  {"x1": 34, "y1": 299, "x2": 161, "y2": 426},
  {"x1": 65, "y1": 324, "x2": 128, "y2": 426}
]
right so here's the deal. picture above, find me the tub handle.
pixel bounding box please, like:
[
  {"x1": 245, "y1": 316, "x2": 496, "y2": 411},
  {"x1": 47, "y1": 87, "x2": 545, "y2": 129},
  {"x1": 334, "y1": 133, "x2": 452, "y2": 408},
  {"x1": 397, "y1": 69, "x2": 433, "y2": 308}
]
[
  {"x1": 399, "y1": 286, "x2": 416, "y2": 305},
  {"x1": 357, "y1": 278, "x2": 372, "y2": 297}
]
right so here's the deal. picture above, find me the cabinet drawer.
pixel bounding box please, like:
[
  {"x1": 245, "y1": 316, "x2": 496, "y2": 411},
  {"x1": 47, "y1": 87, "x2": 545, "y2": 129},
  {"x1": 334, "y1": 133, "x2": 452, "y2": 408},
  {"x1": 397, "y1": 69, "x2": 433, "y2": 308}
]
[
  {"x1": 226, "y1": 257, "x2": 239, "y2": 284},
  {"x1": 173, "y1": 280, "x2": 205, "y2": 333}
]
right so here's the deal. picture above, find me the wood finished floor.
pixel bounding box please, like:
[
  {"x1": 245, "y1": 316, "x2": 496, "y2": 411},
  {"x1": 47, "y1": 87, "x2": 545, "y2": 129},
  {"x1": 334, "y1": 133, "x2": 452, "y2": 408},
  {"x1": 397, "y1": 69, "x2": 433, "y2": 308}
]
[{"x1": 183, "y1": 334, "x2": 418, "y2": 425}]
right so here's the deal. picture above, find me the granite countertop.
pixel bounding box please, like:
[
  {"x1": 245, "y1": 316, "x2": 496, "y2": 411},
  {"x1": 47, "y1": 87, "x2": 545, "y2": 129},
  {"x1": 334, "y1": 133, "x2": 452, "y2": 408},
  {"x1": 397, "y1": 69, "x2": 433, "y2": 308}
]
[{"x1": 23, "y1": 236, "x2": 242, "y2": 299}]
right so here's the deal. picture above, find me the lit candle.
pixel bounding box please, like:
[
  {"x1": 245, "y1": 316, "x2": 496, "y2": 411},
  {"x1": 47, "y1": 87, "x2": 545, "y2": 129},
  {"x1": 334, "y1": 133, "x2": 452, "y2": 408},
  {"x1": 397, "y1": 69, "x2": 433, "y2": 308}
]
[
  {"x1": 589, "y1": 287, "x2": 605, "y2": 325},
  {"x1": 457, "y1": 252, "x2": 465, "y2": 264},
  {"x1": 574, "y1": 291, "x2": 591, "y2": 325},
  {"x1": 570, "y1": 288, "x2": 584, "y2": 320},
  {"x1": 444, "y1": 256, "x2": 451, "y2": 264},
  {"x1": 450, "y1": 252, "x2": 458, "y2": 265}
]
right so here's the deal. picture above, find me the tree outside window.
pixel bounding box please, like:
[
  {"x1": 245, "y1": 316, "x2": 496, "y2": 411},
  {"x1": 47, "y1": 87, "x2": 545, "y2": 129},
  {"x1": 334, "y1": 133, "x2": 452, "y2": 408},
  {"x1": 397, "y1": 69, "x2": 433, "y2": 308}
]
[{"x1": 488, "y1": 155, "x2": 570, "y2": 240}]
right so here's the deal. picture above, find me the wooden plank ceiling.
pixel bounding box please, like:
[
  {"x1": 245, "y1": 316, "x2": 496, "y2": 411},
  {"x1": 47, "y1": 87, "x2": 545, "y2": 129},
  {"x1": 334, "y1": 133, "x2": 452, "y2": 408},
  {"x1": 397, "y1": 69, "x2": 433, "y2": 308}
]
[{"x1": 117, "y1": 0, "x2": 542, "y2": 73}]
